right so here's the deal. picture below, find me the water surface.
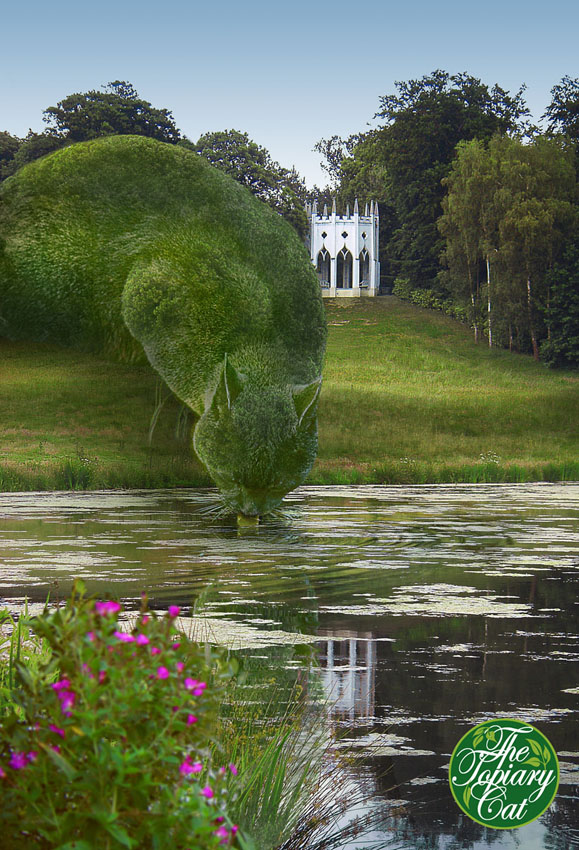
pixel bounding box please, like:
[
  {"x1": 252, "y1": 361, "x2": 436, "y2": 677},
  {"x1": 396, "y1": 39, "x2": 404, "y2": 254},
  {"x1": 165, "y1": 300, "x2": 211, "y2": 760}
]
[{"x1": 0, "y1": 484, "x2": 577, "y2": 849}]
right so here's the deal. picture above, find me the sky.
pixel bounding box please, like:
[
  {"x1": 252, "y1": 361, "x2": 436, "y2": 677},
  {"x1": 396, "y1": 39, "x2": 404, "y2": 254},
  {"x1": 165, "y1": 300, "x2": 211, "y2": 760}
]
[{"x1": 1, "y1": 0, "x2": 578, "y2": 188}]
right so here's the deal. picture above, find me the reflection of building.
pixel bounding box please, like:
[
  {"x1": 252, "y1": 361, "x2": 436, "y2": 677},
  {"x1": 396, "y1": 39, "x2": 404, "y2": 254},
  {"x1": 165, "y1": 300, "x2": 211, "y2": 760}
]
[
  {"x1": 306, "y1": 199, "x2": 380, "y2": 297},
  {"x1": 319, "y1": 636, "x2": 376, "y2": 719}
]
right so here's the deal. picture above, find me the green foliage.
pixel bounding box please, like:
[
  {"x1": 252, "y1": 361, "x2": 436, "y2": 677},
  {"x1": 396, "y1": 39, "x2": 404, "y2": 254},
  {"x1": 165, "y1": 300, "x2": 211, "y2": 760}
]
[
  {"x1": 186, "y1": 130, "x2": 308, "y2": 238},
  {"x1": 44, "y1": 81, "x2": 180, "y2": 144},
  {"x1": 0, "y1": 586, "x2": 244, "y2": 848},
  {"x1": 393, "y1": 277, "x2": 467, "y2": 321},
  {"x1": 0, "y1": 131, "x2": 21, "y2": 180},
  {"x1": 541, "y1": 240, "x2": 579, "y2": 368},
  {"x1": 1, "y1": 130, "x2": 68, "y2": 180},
  {"x1": 543, "y1": 75, "x2": 579, "y2": 143},
  {"x1": 0, "y1": 609, "x2": 51, "y2": 718},
  {"x1": 0, "y1": 135, "x2": 326, "y2": 516},
  {"x1": 439, "y1": 134, "x2": 577, "y2": 359},
  {"x1": 320, "y1": 70, "x2": 530, "y2": 289}
]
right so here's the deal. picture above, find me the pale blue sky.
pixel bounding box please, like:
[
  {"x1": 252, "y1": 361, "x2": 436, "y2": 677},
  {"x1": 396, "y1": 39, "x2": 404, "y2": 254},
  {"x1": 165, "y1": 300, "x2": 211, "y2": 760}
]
[{"x1": 2, "y1": 0, "x2": 577, "y2": 186}]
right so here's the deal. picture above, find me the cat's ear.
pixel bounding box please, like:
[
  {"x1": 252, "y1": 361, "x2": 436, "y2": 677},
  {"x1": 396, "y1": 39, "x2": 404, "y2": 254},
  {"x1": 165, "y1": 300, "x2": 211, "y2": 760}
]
[
  {"x1": 212, "y1": 354, "x2": 245, "y2": 412},
  {"x1": 293, "y1": 377, "x2": 322, "y2": 426}
]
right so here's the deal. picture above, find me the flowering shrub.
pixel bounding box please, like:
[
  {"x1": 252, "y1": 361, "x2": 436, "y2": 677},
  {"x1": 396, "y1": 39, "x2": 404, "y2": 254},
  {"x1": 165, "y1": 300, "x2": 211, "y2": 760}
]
[{"x1": 0, "y1": 585, "x2": 248, "y2": 849}]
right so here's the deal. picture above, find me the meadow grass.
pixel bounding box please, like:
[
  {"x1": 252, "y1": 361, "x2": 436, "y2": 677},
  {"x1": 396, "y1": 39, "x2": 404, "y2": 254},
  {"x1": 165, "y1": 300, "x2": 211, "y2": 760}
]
[{"x1": 1, "y1": 297, "x2": 577, "y2": 490}]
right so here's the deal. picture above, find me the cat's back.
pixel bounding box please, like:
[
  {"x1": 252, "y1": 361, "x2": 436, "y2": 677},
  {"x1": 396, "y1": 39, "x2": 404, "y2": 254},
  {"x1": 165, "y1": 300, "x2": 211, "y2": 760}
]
[{"x1": 0, "y1": 136, "x2": 325, "y2": 380}]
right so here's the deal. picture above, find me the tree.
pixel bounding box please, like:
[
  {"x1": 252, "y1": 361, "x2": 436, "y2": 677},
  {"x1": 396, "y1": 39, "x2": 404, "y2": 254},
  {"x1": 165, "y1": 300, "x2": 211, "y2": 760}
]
[
  {"x1": 186, "y1": 129, "x2": 308, "y2": 238},
  {"x1": 43, "y1": 81, "x2": 180, "y2": 144},
  {"x1": 319, "y1": 70, "x2": 530, "y2": 289},
  {"x1": 0, "y1": 131, "x2": 20, "y2": 179},
  {"x1": 439, "y1": 135, "x2": 576, "y2": 359},
  {"x1": 541, "y1": 238, "x2": 579, "y2": 369},
  {"x1": 543, "y1": 76, "x2": 579, "y2": 142},
  {"x1": 2, "y1": 130, "x2": 68, "y2": 179}
]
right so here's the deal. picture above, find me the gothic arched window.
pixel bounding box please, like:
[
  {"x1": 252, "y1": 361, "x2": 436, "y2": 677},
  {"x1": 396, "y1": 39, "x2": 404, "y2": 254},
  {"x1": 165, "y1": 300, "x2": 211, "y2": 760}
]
[
  {"x1": 337, "y1": 248, "x2": 353, "y2": 289},
  {"x1": 317, "y1": 248, "x2": 330, "y2": 288},
  {"x1": 359, "y1": 249, "x2": 370, "y2": 286}
]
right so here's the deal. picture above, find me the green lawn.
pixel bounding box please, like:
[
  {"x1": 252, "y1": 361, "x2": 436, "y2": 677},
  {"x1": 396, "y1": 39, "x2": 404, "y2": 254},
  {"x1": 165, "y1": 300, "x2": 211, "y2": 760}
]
[{"x1": 1, "y1": 297, "x2": 578, "y2": 490}]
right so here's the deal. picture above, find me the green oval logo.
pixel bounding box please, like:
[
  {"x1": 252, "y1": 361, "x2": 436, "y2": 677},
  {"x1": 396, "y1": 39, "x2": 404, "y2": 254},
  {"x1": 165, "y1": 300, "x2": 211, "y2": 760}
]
[{"x1": 449, "y1": 719, "x2": 559, "y2": 828}]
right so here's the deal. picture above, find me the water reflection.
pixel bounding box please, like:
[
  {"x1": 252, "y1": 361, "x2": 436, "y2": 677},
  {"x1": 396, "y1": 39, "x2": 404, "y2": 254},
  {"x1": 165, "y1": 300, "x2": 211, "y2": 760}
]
[
  {"x1": 320, "y1": 636, "x2": 377, "y2": 719},
  {"x1": 0, "y1": 484, "x2": 578, "y2": 849}
]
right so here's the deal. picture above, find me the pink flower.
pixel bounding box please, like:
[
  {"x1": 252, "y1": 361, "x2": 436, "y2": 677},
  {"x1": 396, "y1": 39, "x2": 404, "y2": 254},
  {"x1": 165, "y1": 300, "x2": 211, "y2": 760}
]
[
  {"x1": 184, "y1": 678, "x2": 199, "y2": 691},
  {"x1": 87, "y1": 631, "x2": 96, "y2": 642},
  {"x1": 98, "y1": 670, "x2": 106, "y2": 684},
  {"x1": 51, "y1": 745, "x2": 61, "y2": 753},
  {"x1": 151, "y1": 647, "x2": 162, "y2": 655},
  {"x1": 168, "y1": 605, "x2": 180, "y2": 618},
  {"x1": 231, "y1": 825, "x2": 238, "y2": 835},
  {"x1": 172, "y1": 642, "x2": 181, "y2": 650},
  {"x1": 114, "y1": 630, "x2": 135, "y2": 643},
  {"x1": 157, "y1": 666, "x2": 170, "y2": 680},
  {"x1": 136, "y1": 634, "x2": 150, "y2": 646},
  {"x1": 9, "y1": 752, "x2": 28, "y2": 770},
  {"x1": 142, "y1": 615, "x2": 150, "y2": 624},
  {"x1": 180, "y1": 759, "x2": 203, "y2": 776},
  {"x1": 59, "y1": 691, "x2": 76, "y2": 715},
  {"x1": 229, "y1": 763, "x2": 238, "y2": 775},
  {"x1": 26, "y1": 751, "x2": 38, "y2": 763},
  {"x1": 51, "y1": 678, "x2": 71, "y2": 692},
  {"x1": 0, "y1": 766, "x2": 6, "y2": 779},
  {"x1": 95, "y1": 600, "x2": 121, "y2": 616},
  {"x1": 186, "y1": 714, "x2": 198, "y2": 725},
  {"x1": 176, "y1": 662, "x2": 185, "y2": 673},
  {"x1": 214, "y1": 826, "x2": 229, "y2": 839},
  {"x1": 49, "y1": 724, "x2": 65, "y2": 738},
  {"x1": 201, "y1": 786, "x2": 214, "y2": 798},
  {"x1": 214, "y1": 817, "x2": 225, "y2": 824},
  {"x1": 180, "y1": 755, "x2": 203, "y2": 776}
]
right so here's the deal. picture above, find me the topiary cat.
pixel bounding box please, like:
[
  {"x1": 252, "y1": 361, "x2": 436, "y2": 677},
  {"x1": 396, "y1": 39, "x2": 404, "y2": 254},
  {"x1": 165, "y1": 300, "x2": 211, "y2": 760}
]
[{"x1": 0, "y1": 135, "x2": 327, "y2": 518}]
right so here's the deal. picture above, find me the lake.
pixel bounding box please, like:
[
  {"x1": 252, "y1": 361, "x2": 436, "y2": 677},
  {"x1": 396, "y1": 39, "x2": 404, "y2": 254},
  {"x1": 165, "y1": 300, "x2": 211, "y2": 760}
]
[{"x1": 0, "y1": 483, "x2": 577, "y2": 849}]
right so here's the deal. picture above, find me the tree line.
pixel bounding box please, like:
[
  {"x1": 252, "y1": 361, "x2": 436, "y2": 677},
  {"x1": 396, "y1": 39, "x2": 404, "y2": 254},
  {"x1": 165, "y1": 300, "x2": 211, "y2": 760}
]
[
  {"x1": 0, "y1": 81, "x2": 310, "y2": 238},
  {"x1": 2, "y1": 74, "x2": 578, "y2": 368},
  {"x1": 316, "y1": 71, "x2": 579, "y2": 369}
]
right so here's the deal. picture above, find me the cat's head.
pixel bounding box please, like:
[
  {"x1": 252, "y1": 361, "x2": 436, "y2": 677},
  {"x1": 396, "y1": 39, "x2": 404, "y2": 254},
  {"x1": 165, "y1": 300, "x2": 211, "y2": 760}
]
[{"x1": 193, "y1": 355, "x2": 321, "y2": 517}]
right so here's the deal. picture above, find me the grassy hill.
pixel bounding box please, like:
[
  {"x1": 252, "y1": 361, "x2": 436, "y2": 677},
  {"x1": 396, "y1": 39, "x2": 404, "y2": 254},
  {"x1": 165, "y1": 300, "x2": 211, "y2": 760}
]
[{"x1": 1, "y1": 297, "x2": 577, "y2": 491}]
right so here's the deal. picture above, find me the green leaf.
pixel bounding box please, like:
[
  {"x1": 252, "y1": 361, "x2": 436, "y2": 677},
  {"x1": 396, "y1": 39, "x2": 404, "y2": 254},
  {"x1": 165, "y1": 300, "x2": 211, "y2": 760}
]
[
  {"x1": 486, "y1": 729, "x2": 497, "y2": 742},
  {"x1": 473, "y1": 733, "x2": 484, "y2": 749},
  {"x1": 524, "y1": 757, "x2": 541, "y2": 767},
  {"x1": 45, "y1": 745, "x2": 77, "y2": 780},
  {"x1": 543, "y1": 745, "x2": 551, "y2": 763},
  {"x1": 529, "y1": 739, "x2": 543, "y2": 757},
  {"x1": 102, "y1": 821, "x2": 134, "y2": 848},
  {"x1": 463, "y1": 786, "x2": 472, "y2": 807}
]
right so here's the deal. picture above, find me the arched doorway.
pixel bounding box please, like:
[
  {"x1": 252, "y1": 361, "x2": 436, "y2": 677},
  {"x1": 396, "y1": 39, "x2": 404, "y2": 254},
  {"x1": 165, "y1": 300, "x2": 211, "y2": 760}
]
[
  {"x1": 316, "y1": 248, "x2": 330, "y2": 288},
  {"x1": 336, "y1": 248, "x2": 353, "y2": 289}
]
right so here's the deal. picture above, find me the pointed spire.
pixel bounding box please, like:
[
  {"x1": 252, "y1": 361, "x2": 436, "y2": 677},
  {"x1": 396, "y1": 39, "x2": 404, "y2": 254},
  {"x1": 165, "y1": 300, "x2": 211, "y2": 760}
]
[
  {"x1": 312, "y1": 200, "x2": 318, "y2": 215},
  {"x1": 354, "y1": 198, "x2": 359, "y2": 214},
  {"x1": 374, "y1": 200, "x2": 379, "y2": 219},
  {"x1": 323, "y1": 203, "x2": 328, "y2": 217},
  {"x1": 365, "y1": 202, "x2": 369, "y2": 216},
  {"x1": 346, "y1": 203, "x2": 350, "y2": 218},
  {"x1": 331, "y1": 197, "x2": 336, "y2": 216}
]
